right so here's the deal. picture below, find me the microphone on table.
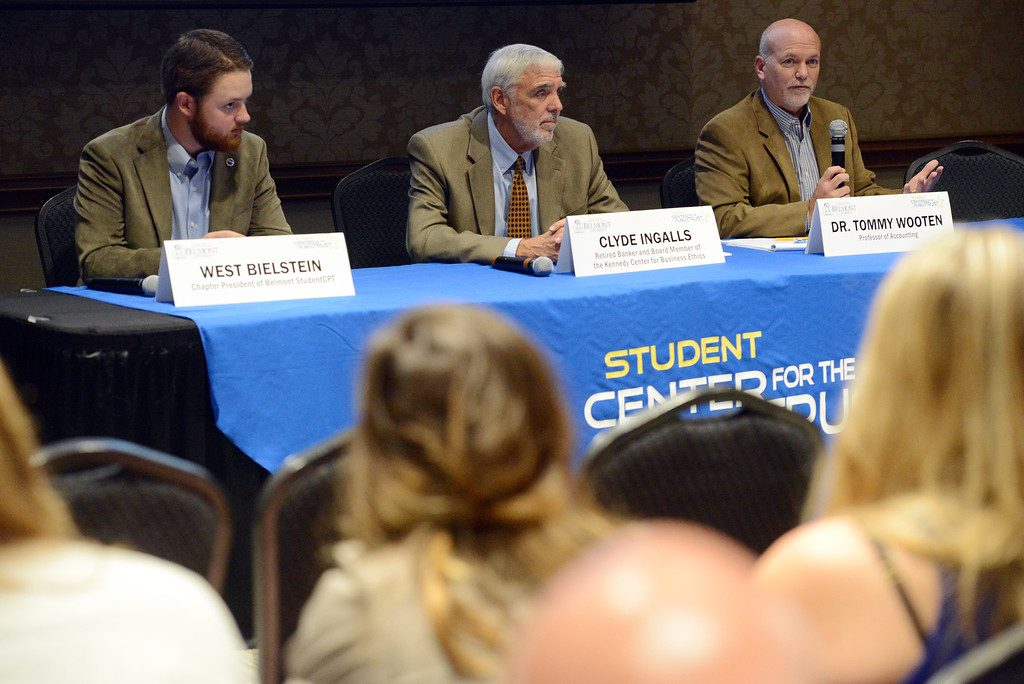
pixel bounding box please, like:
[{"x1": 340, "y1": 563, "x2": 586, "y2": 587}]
[
  {"x1": 85, "y1": 275, "x2": 159, "y2": 297},
  {"x1": 829, "y1": 119, "x2": 849, "y2": 188},
  {"x1": 491, "y1": 255, "x2": 554, "y2": 277}
]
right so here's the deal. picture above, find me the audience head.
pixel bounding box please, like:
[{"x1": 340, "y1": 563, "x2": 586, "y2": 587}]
[
  {"x1": 345, "y1": 303, "x2": 573, "y2": 546},
  {"x1": 506, "y1": 522, "x2": 814, "y2": 684},
  {"x1": 831, "y1": 228, "x2": 1024, "y2": 509},
  {"x1": 0, "y1": 361, "x2": 74, "y2": 543},
  {"x1": 482, "y1": 44, "x2": 565, "y2": 153},
  {"x1": 343, "y1": 304, "x2": 606, "y2": 678},
  {"x1": 755, "y1": 18, "x2": 820, "y2": 116},
  {"x1": 826, "y1": 227, "x2": 1024, "y2": 626}
]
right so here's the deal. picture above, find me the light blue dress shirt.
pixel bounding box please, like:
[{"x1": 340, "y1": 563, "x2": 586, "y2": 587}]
[
  {"x1": 760, "y1": 89, "x2": 819, "y2": 204},
  {"x1": 161, "y1": 108, "x2": 214, "y2": 241},
  {"x1": 488, "y1": 112, "x2": 540, "y2": 257}
]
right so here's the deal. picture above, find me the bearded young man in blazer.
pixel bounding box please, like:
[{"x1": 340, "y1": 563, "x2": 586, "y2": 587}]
[
  {"x1": 695, "y1": 18, "x2": 943, "y2": 239},
  {"x1": 75, "y1": 29, "x2": 290, "y2": 280},
  {"x1": 406, "y1": 43, "x2": 627, "y2": 265}
]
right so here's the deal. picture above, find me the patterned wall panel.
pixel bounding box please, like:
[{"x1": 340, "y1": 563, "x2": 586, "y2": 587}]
[{"x1": 1, "y1": 1, "x2": 1022, "y2": 177}]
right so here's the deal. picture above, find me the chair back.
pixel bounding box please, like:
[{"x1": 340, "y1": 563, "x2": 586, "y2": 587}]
[
  {"x1": 660, "y1": 156, "x2": 699, "y2": 208},
  {"x1": 330, "y1": 157, "x2": 412, "y2": 268},
  {"x1": 580, "y1": 387, "x2": 822, "y2": 554},
  {"x1": 34, "y1": 437, "x2": 232, "y2": 589},
  {"x1": 34, "y1": 185, "x2": 80, "y2": 286},
  {"x1": 927, "y1": 622, "x2": 1024, "y2": 684},
  {"x1": 905, "y1": 141, "x2": 1024, "y2": 222},
  {"x1": 254, "y1": 432, "x2": 350, "y2": 684}
]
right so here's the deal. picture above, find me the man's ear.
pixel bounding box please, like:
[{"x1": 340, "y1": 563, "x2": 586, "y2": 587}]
[
  {"x1": 490, "y1": 86, "x2": 509, "y2": 117},
  {"x1": 754, "y1": 55, "x2": 767, "y2": 80},
  {"x1": 173, "y1": 91, "x2": 196, "y2": 118}
]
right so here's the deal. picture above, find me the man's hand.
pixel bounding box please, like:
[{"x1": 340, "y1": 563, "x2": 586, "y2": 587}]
[
  {"x1": 515, "y1": 218, "x2": 565, "y2": 260},
  {"x1": 903, "y1": 159, "x2": 944, "y2": 194},
  {"x1": 807, "y1": 166, "x2": 852, "y2": 216},
  {"x1": 203, "y1": 230, "x2": 245, "y2": 239}
]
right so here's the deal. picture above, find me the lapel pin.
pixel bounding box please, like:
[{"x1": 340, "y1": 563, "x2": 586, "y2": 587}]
[{"x1": 226, "y1": 157, "x2": 235, "y2": 167}]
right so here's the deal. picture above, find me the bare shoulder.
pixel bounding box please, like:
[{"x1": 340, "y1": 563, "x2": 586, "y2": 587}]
[
  {"x1": 754, "y1": 517, "x2": 940, "y2": 683},
  {"x1": 755, "y1": 517, "x2": 878, "y2": 597}
]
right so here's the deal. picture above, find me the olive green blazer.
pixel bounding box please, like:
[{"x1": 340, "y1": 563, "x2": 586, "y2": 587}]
[
  {"x1": 75, "y1": 111, "x2": 291, "y2": 279},
  {"x1": 407, "y1": 106, "x2": 627, "y2": 263}
]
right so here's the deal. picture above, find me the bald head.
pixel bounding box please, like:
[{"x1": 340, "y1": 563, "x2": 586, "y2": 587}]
[
  {"x1": 759, "y1": 18, "x2": 820, "y2": 58},
  {"x1": 506, "y1": 523, "x2": 815, "y2": 684},
  {"x1": 755, "y1": 18, "x2": 822, "y2": 116}
]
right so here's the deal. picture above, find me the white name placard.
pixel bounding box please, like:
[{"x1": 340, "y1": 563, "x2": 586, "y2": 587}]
[
  {"x1": 807, "y1": 191, "x2": 953, "y2": 257},
  {"x1": 556, "y1": 207, "x2": 724, "y2": 276},
  {"x1": 156, "y1": 233, "x2": 355, "y2": 306}
]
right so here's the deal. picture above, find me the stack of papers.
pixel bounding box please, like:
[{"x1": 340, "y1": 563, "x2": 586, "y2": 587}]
[{"x1": 722, "y1": 238, "x2": 807, "y2": 252}]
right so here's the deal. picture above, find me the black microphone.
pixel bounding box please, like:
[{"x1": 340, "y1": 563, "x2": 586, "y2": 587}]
[
  {"x1": 829, "y1": 119, "x2": 849, "y2": 188},
  {"x1": 85, "y1": 275, "x2": 159, "y2": 296},
  {"x1": 491, "y1": 256, "x2": 554, "y2": 277}
]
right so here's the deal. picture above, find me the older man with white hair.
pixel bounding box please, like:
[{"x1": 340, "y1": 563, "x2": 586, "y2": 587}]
[{"x1": 406, "y1": 44, "x2": 627, "y2": 264}]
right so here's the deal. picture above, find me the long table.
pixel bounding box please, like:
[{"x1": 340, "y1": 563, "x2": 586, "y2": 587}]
[{"x1": 46, "y1": 244, "x2": 914, "y2": 471}]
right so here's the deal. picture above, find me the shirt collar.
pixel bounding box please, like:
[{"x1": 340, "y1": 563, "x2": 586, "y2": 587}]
[
  {"x1": 760, "y1": 88, "x2": 812, "y2": 134},
  {"x1": 161, "y1": 106, "x2": 214, "y2": 176},
  {"x1": 487, "y1": 111, "x2": 535, "y2": 175}
]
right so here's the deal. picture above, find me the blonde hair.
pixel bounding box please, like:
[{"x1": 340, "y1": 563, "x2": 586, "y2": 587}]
[
  {"x1": 342, "y1": 305, "x2": 608, "y2": 676},
  {"x1": 0, "y1": 360, "x2": 74, "y2": 543},
  {"x1": 823, "y1": 227, "x2": 1024, "y2": 629}
]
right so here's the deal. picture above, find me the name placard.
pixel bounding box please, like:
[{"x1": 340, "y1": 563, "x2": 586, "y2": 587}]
[
  {"x1": 556, "y1": 207, "x2": 724, "y2": 276},
  {"x1": 156, "y1": 233, "x2": 355, "y2": 306},
  {"x1": 807, "y1": 191, "x2": 953, "y2": 257}
]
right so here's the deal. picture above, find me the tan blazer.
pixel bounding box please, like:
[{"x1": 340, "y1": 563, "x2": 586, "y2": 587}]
[
  {"x1": 286, "y1": 534, "x2": 527, "y2": 683},
  {"x1": 695, "y1": 92, "x2": 896, "y2": 238},
  {"x1": 74, "y1": 111, "x2": 291, "y2": 279},
  {"x1": 406, "y1": 106, "x2": 627, "y2": 263}
]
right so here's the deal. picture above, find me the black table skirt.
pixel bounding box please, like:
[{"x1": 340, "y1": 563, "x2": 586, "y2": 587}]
[{"x1": 0, "y1": 289, "x2": 266, "y2": 637}]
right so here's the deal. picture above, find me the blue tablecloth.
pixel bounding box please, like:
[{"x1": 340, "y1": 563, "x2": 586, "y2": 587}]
[{"x1": 56, "y1": 243, "x2": 913, "y2": 471}]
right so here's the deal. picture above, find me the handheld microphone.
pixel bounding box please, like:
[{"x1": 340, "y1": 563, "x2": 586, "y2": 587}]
[
  {"x1": 829, "y1": 119, "x2": 849, "y2": 188},
  {"x1": 85, "y1": 275, "x2": 159, "y2": 297},
  {"x1": 491, "y1": 255, "x2": 554, "y2": 277}
]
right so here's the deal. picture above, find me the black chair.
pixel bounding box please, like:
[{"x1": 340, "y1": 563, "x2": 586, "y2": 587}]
[
  {"x1": 927, "y1": 623, "x2": 1024, "y2": 684},
  {"x1": 660, "y1": 156, "x2": 699, "y2": 208},
  {"x1": 34, "y1": 185, "x2": 80, "y2": 286},
  {"x1": 33, "y1": 437, "x2": 232, "y2": 590},
  {"x1": 253, "y1": 432, "x2": 350, "y2": 684},
  {"x1": 330, "y1": 157, "x2": 412, "y2": 268},
  {"x1": 580, "y1": 387, "x2": 822, "y2": 554},
  {"x1": 905, "y1": 141, "x2": 1024, "y2": 222}
]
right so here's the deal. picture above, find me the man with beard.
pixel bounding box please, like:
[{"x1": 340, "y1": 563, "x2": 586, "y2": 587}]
[
  {"x1": 406, "y1": 44, "x2": 627, "y2": 264},
  {"x1": 75, "y1": 29, "x2": 290, "y2": 279},
  {"x1": 695, "y1": 18, "x2": 943, "y2": 239}
]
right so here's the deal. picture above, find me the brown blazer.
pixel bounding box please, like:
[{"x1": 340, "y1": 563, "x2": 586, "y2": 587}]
[
  {"x1": 406, "y1": 106, "x2": 627, "y2": 264},
  {"x1": 74, "y1": 111, "x2": 291, "y2": 279},
  {"x1": 695, "y1": 91, "x2": 896, "y2": 238}
]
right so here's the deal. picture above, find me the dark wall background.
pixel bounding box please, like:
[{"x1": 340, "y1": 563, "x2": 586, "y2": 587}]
[{"x1": 2, "y1": 0, "x2": 1023, "y2": 289}]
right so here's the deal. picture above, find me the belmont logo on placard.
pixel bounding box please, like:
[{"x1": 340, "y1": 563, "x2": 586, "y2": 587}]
[{"x1": 172, "y1": 244, "x2": 218, "y2": 259}]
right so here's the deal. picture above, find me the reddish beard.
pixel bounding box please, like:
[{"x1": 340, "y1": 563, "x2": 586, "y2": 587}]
[{"x1": 189, "y1": 107, "x2": 243, "y2": 153}]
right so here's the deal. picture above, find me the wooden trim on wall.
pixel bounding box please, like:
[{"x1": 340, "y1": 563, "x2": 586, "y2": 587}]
[{"x1": 3, "y1": 134, "x2": 1023, "y2": 214}]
